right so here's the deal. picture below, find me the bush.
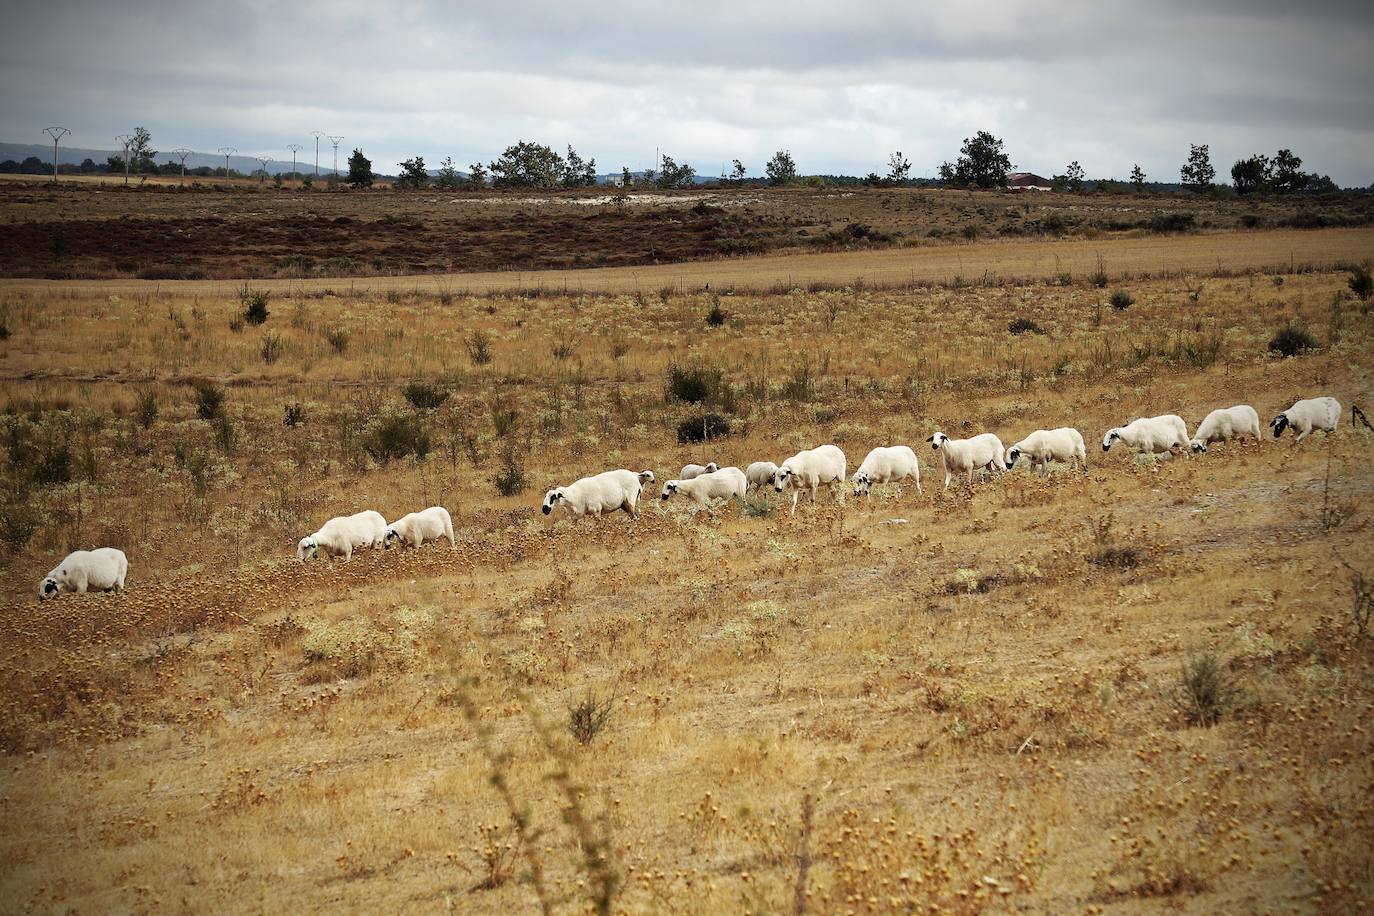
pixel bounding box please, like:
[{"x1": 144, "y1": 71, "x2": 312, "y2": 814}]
[
  {"x1": 567, "y1": 691, "x2": 614, "y2": 745},
  {"x1": 402, "y1": 381, "x2": 449, "y2": 410},
  {"x1": 706, "y1": 301, "x2": 727, "y2": 327},
  {"x1": 0, "y1": 500, "x2": 40, "y2": 552},
  {"x1": 1349, "y1": 266, "x2": 1373, "y2": 303},
  {"x1": 323, "y1": 325, "x2": 350, "y2": 354},
  {"x1": 677, "y1": 412, "x2": 732, "y2": 444},
  {"x1": 665, "y1": 364, "x2": 721, "y2": 404},
  {"x1": 134, "y1": 389, "x2": 158, "y2": 429},
  {"x1": 1008, "y1": 317, "x2": 1043, "y2": 335},
  {"x1": 494, "y1": 448, "x2": 526, "y2": 496},
  {"x1": 0, "y1": 322, "x2": 10, "y2": 341},
  {"x1": 240, "y1": 285, "x2": 270, "y2": 325},
  {"x1": 1268, "y1": 322, "x2": 1318, "y2": 357},
  {"x1": 1177, "y1": 652, "x2": 1235, "y2": 727},
  {"x1": 260, "y1": 333, "x2": 282, "y2": 364},
  {"x1": 1109, "y1": 290, "x2": 1134, "y2": 310},
  {"x1": 465, "y1": 330, "x2": 493, "y2": 365},
  {"x1": 1144, "y1": 212, "x2": 1196, "y2": 233},
  {"x1": 284, "y1": 403, "x2": 305, "y2": 427},
  {"x1": 191, "y1": 379, "x2": 225, "y2": 421},
  {"x1": 34, "y1": 442, "x2": 72, "y2": 485},
  {"x1": 363, "y1": 415, "x2": 431, "y2": 464}
]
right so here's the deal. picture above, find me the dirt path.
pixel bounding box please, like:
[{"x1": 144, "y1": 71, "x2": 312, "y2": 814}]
[{"x1": 1, "y1": 227, "x2": 1369, "y2": 297}]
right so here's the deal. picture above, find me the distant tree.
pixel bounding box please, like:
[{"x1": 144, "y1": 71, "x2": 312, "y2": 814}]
[
  {"x1": 106, "y1": 154, "x2": 125, "y2": 173},
  {"x1": 0, "y1": 160, "x2": 17, "y2": 173},
  {"x1": 20, "y1": 156, "x2": 46, "y2": 175},
  {"x1": 1062, "y1": 160, "x2": 1086, "y2": 192},
  {"x1": 621, "y1": 165, "x2": 633, "y2": 187},
  {"x1": 937, "y1": 131, "x2": 1012, "y2": 188},
  {"x1": 489, "y1": 141, "x2": 565, "y2": 189},
  {"x1": 562, "y1": 146, "x2": 596, "y2": 187},
  {"x1": 729, "y1": 159, "x2": 746, "y2": 182},
  {"x1": 656, "y1": 155, "x2": 695, "y2": 189},
  {"x1": 1231, "y1": 154, "x2": 1271, "y2": 194},
  {"x1": 765, "y1": 150, "x2": 797, "y2": 186},
  {"x1": 642, "y1": 167, "x2": 656, "y2": 185},
  {"x1": 1180, "y1": 143, "x2": 1215, "y2": 192},
  {"x1": 395, "y1": 156, "x2": 428, "y2": 189},
  {"x1": 1130, "y1": 163, "x2": 1146, "y2": 190},
  {"x1": 467, "y1": 161, "x2": 488, "y2": 188},
  {"x1": 129, "y1": 126, "x2": 157, "y2": 173},
  {"x1": 433, "y1": 156, "x2": 461, "y2": 190},
  {"x1": 1305, "y1": 173, "x2": 1339, "y2": 194},
  {"x1": 346, "y1": 148, "x2": 374, "y2": 188},
  {"x1": 886, "y1": 150, "x2": 911, "y2": 184},
  {"x1": 1270, "y1": 149, "x2": 1305, "y2": 194}
]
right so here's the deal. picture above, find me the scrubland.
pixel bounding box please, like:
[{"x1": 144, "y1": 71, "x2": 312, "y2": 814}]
[{"x1": 0, "y1": 241, "x2": 1372, "y2": 913}]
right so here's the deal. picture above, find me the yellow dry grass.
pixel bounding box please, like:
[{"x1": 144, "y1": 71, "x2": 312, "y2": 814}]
[{"x1": 0, "y1": 234, "x2": 1372, "y2": 913}]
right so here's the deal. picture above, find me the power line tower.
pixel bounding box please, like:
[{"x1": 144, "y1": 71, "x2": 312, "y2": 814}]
[
  {"x1": 115, "y1": 134, "x2": 132, "y2": 186},
  {"x1": 328, "y1": 136, "x2": 344, "y2": 178},
  {"x1": 286, "y1": 143, "x2": 303, "y2": 182},
  {"x1": 218, "y1": 147, "x2": 237, "y2": 179},
  {"x1": 43, "y1": 127, "x2": 69, "y2": 184},
  {"x1": 171, "y1": 148, "x2": 193, "y2": 186},
  {"x1": 311, "y1": 131, "x2": 324, "y2": 177},
  {"x1": 255, "y1": 155, "x2": 272, "y2": 184}
]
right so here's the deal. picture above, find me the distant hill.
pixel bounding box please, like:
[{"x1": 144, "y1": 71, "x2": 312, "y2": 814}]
[{"x1": 0, "y1": 142, "x2": 340, "y2": 176}]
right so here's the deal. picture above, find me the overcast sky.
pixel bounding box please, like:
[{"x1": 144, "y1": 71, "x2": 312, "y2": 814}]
[{"x1": 2, "y1": 0, "x2": 1371, "y2": 184}]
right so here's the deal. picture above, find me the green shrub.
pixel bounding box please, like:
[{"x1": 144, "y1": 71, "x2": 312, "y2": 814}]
[
  {"x1": 403, "y1": 381, "x2": 449, "y2": 410},
  {"x1": 260, "y1": 332, "x2": 282, "y2": 364},
  {"x1": 465, "y1": 330, "x2": 493, "y2": 365},
  {"x1": 677, "y1": 413, "x2": 732, "y2": 444},
  {"x1": 134, "y1": 389, "x2": 158, "y2": 429},
  {"x1": 364, "y1": 415, "x2": 431, "y2": 464},
  {"x1": 1109, "y1": 290, "x2": 1134, "y2": 310},
  {"x1": 323, "y1": 325, "x2": 350, "y2": 354},
  {"x1": 494, "y1": 448, "x2": 526, "y2": 496},
  {"x1": 1349, "y1": 266, "x2": 1373, "y2": 303},
  {"x1": 1008, "y1": 317, "x2": 1043, "y2": 335},
  {"x1": 284, "y1": 403, "x2": 305, "y2": 427},
  {"x1": 1268, "y1": 322, "x2": 1317, "y2": 358},
  {"x1": 567, "y1": 691, "x2": 615, "y2": 745},
  {"x1": 665, "y1": 364, "x2": 721, "y2": 404},
  {"x1": 1177, "y1": 652, "x2": 1235, "y2": 727},
  {"x1": 706, "y1": 302, "x2": 727, "y2": 327},
  {"x1": 240, "y1": 285, "x2": 270, "y2": 325},
  {"x1": 191, "y1": 379, "x2": 225, "y2": 421}
]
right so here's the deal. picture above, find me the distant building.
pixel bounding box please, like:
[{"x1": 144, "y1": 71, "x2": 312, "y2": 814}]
[{"x1": 1006, "y1": 172, "x2": 1053, "y2": 191}]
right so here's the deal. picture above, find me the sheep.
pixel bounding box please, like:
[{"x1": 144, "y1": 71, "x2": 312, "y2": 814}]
[
  {"x1": 680, "y1": 462, "x2": 719, "y2": 480},
  {"x1": 37, "y1": 547, "x2": 128, "y2": 599},
  {"x1": 1005, "y1": 428, "x2": 1087, "y2": 473},
  {"x1": 773, "y1": 444, "x2": 847, "y2": 513},
  {"x1": 852, "y1": 445, "x2": 922, "y2": 498},
  {"x1": 660, "y1": 466, "x2": 748, "y2": 506},
  {"x1": 1190, "y1": 405, "x2": 1262, "y2": 453},
  {"x1": 1269, "y1": 397, "x2": 1341, "y2": 443},
  {"x1": 926, "y1": 432, "x2": 1006, "y2": 490},
  {"x1": 297, "y1": 510, "x2": 388, "y2": 562},
  {"x1": 385, "y1": 506, "x2": 455, "y2": 550},
  {"x1": 542, "y1": 469, "x2": 655, "y2": 520},
  {"x1": 1101, "y1": 415, "x2": 1190, "y2": 456},
  {"x1": 745, "y1": 461, "x2": 779, "y2": 492}
]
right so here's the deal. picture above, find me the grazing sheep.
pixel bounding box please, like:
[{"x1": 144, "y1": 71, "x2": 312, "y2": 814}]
[
  {"x1": 926, "y1": 432, "x2": 1006, "y2": 490},
  {"x1": 852, "y1": 445, "x2": 922, "y2": 497},
  {"x1": 680, "y1": 462, "x2": 719, "y2": 480},
  {"x1": 385, "y1": 506, "x2": 455, "y2": 549},
  {"x1": 660, "y1": 466, "x2": 748, "y2": 506},
  {"x1": 773, "y1": 444, "x2": 847, "y2": 513},
  {"x1": 1190, "y1": 405, "x2": 1262, "y2": 453},
  {"x1": 1101, "y1": 415, "x2": 1190, "y2": 456},
  {"x1": 298, "y1": 510, "x2": 388, "y2": 562},
  {"x1": 1005, "y1": 428, "x2": 1087, "y2": 473},
  {"x1": 542, "y1": 469, "x2": 655, "y2": 520},
  {"x1": 745, "y1": 461, "x2": 779, "y2": 492},
  {"x1": 37, "y1": 547, "x2": 128, "y2": 599},
  {"x1": 1270, "y1": 397, "x2": 1341, "y2": 443}
]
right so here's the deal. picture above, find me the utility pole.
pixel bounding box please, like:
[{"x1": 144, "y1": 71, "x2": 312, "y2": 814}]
[
  {"x1": 286, "y1": 143, "x2": 303, "y2": 182},
  {"x1": 171, "y1": 148, "x2": 192, "y2": 186},
  {"x1": 328, "y1": 135, "x2": 343, "y2": 179},
  {"x1": 115, "y1": 134, "x2": 132, "y2": 186},
  {"x1": 256, "y1": 155, "x2": 272, "y2": 184},
  {"x1": 312, "y1": 131, "x2": 324, "y2": 177},
  {"x1": 218, "y1": 147, "x2": 236, "y2": 179},
  {"x1": 43, "y1": 127, "x2": 69, "y2": 183}
]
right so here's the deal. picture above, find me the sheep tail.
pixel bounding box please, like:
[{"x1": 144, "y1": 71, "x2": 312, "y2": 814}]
[{"x1": 1352, "y1": 404, "x2": 1372, "y2": 433}]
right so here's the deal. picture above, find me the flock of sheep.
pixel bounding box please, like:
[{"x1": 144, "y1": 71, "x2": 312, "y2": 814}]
[{"x1": 34, "y1": 396, "x2": 1347, "y2": 600}]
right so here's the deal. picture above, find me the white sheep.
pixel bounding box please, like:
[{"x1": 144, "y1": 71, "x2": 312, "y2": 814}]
[
  {"x1": 660, "y1": 466, "x2": 748, "y2": 506},
  {"x1": 852, "y1": 446, "x2": 922, "y2": 497},
  {"x1": 1190, "y1": 405, "x2": 1262, "y2": 453},
  {"x1": 926, "y1": 432, "x2": 1006, "y2": 490},
  {"x1": 680, "y1": 462, "x2": 719, "y2": 480},
  {"x1": 542, "y1": 469, "x2": 655, "y2": 520},
  {"x1": 1005, "y1": 428, "x2": 1087, "y2": 473},
  {"x1": 37, "y1": 547, "x2": 128, "y2": 599},
  {"x1": 385, "y1": 506, "x2": 455, "y2": 549},
  {"x1": 745, "y1": 461, "x2": 779, "y2": 492},
  {"x1": 1101, "y1": 415, "x2": 1190, "y2": 456},
  {"x1": 297, "y1": 510, "x2": 388, "y2": 562},
  {"x1": 1269, "y1": 397, "x2": 1341, "y2": 443},
  {"x1": 773, "y1": 444, "x2": 847, "y2": 513}
]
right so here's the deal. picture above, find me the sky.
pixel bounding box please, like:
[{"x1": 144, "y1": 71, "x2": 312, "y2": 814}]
[{"x1": 1, "y1": 0, "x2": 1372, "y2": 184}]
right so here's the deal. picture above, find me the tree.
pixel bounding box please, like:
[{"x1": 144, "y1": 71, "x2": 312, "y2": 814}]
[
  {"x1": 467, "y1": 161, "x2": 488, "y2": 189},
  {"x1": 129, "y1": 127, "x2": 157, "y2": 173},
  {"x1": 1130, "y1": 163, "x2": 1146, "y2": 190},
  {"x1": 395, "y1": 156, "x2": 428, "y2": 189},
  {"x1": 656, "y1": 155, "x2": 695, "y2": 189},
  {"x1": 1062, "y1": 160, "x2": 1086, "y2": 192},
  {"x1": 886, "y1": 151, "x2": 911, "y2": 185},
  {"x1": 765, "y1": 150, "x2": 796, "y2": 186},
  {"x1": 346, "y1": 148, "x2": 374, "y2": 188},
  {"x1": 1270, "y1": 149, "x2": 1305, "y2": 194},
  {"x1": 434, "y1": 156, "x2": 461, "y2": 190},
  {"x1": 1180, "y1": 143, "x2": 1215, "y2": 192},
  {"x1": 488, "y1": 141, "x2": 565, "y2": 188},
  {"x1": 729, "y1": 159, "x2": 746, "y2": 182},
  {"x1": 19, "y1": 156, "x2": 46, "y2": 175},
  {"x1": 937, "y1": 131, "x2": 1012, "y2": 188},
  {"x1": 1231, "y1": 154, "x2": 1271, "y2": 194},
  {"x1": 562, "y1": 146, "x2": 596, "y2": 187},
  {"x1": 621, "y1": 165, "x2": 633, "y2": 187},
  {"x1": 106, "y1": 154, "x2": 125, "y2": 174}
]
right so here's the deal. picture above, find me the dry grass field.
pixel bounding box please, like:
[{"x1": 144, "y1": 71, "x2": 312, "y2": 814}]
[{"x1": 0, "y1": 215, "x2": 1372, "y2": 913}]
